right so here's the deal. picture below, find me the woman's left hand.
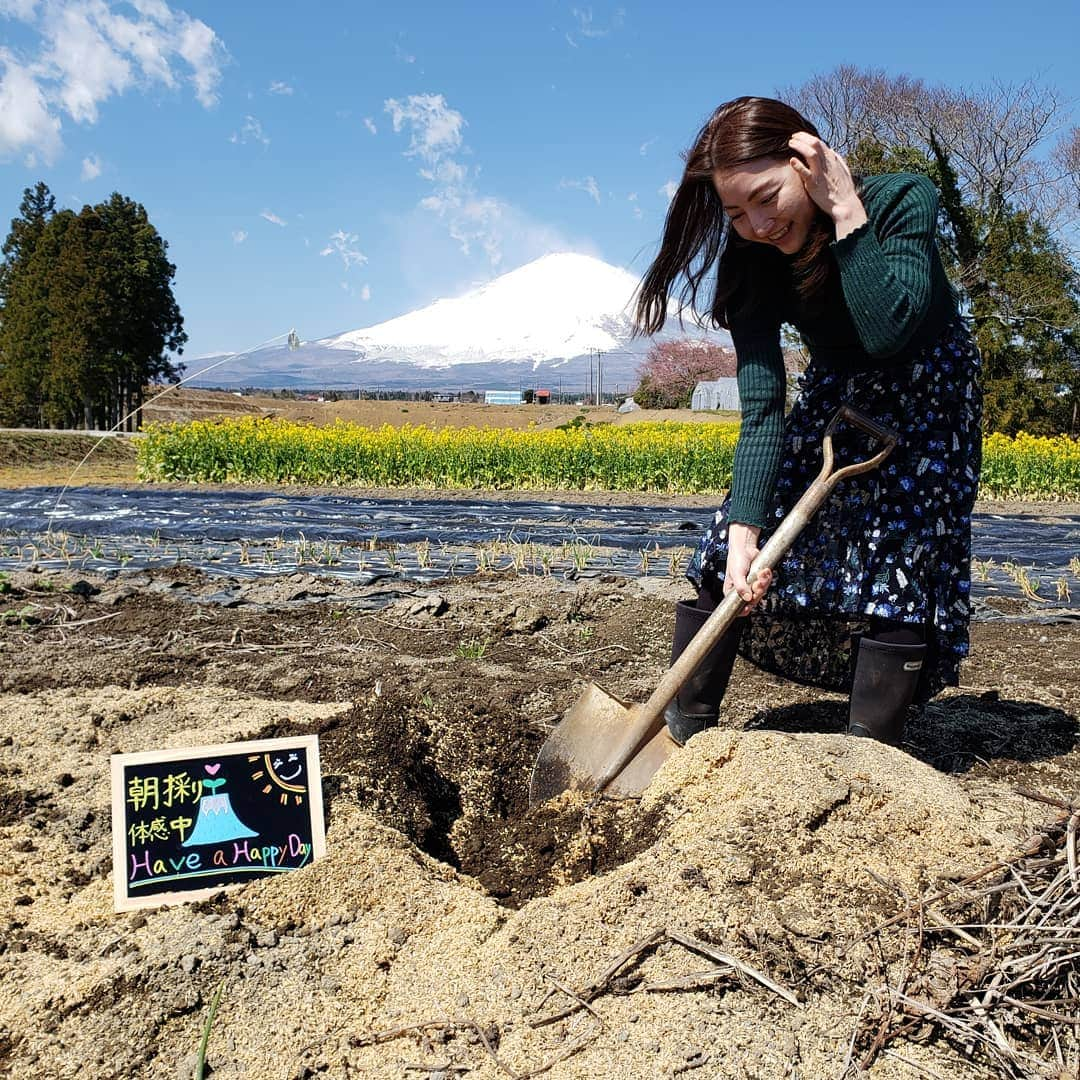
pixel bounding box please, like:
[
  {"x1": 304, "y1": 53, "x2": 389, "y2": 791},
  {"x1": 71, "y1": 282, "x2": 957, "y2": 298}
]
[{"x1": 788, "y1": 132, "x2": 867, "y2": 235}]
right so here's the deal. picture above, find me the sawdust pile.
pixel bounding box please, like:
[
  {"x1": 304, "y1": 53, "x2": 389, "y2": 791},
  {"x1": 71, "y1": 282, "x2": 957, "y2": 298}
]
[{"x1": 2, "y1": 680, "x2": 1064, "y2": 1080}]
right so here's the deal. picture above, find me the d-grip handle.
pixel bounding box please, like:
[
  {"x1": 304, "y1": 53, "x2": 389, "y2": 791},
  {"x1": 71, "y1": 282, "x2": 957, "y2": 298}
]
[{"x1": 826, "y1": 404, "x2": 900, "y2": 451}]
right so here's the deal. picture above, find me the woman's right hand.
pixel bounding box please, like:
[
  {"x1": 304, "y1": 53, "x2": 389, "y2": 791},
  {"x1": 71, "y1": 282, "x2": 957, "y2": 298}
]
[{"x1": 724, "y1": 522, "x2": 772, "y2": 615}]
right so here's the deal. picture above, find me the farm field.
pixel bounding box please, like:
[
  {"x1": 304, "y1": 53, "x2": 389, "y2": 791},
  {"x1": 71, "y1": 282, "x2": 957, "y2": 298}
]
[
  {"x1": 1, "y1": 561, "x2": 1078, "y2": 1078},
  {"x1": 0, "y1": 412, "x2": 1078, "y2": 1079}
]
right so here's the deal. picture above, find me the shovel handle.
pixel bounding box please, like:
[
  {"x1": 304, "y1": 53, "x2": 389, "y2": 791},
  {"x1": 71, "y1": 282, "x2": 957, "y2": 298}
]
[
  {"x1": 827, "y1": 404, "x2": 898, "y2": 447},
  {"x1": 593, "y1": 405, "x2": 898, "y2": 794}
]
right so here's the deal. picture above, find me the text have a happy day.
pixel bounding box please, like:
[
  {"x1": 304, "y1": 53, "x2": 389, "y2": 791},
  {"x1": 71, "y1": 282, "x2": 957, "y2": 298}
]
[{"x1": 129, "y1": 832, "x2": 313, "y2": 885}]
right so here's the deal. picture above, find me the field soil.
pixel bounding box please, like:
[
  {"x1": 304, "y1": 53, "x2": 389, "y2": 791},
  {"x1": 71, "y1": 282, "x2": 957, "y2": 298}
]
[
  {"x1": 2, "y1": 402, "x2": 1079, "y2": 1077},
  {"x1": 139, "y1": 387, "x2": 738, "y2": 432},
  {"x1": 1, "y1": 554, "x2": 1078, "y2": 1079}
]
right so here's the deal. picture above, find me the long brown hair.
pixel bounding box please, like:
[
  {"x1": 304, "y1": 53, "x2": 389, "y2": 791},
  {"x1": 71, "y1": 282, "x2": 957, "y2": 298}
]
[{"x1": 635, "y1": 96, "x2": 833, "y2": 335}]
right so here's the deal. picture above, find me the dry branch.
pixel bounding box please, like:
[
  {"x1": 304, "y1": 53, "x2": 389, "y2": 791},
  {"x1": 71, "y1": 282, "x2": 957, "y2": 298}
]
[{"x1": 851, "y1": 796, "x2": 1080, "y2": 1077}]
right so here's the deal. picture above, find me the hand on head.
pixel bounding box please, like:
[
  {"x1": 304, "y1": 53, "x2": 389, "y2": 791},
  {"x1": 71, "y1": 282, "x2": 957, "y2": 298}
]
[{"x1": 787, "y1": 132, "x2": 864, "y2": 226}]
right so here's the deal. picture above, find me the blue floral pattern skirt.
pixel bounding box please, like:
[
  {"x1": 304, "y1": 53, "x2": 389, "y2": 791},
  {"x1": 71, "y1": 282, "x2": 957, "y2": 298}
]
[{"x1": 688, "y1": 319, "x2": 983, "y2": 702}]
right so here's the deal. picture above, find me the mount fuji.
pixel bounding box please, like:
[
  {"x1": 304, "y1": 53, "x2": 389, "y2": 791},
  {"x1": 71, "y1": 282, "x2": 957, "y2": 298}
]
[{"x1": 190, "y1": 252, "x2": 732, "y2": 394}]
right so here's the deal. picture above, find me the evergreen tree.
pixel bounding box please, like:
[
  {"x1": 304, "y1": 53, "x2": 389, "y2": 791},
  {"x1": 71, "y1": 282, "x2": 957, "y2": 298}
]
[
  {"x1": 0, "y1": 185, "x2": 185, "y2": 430},
  {"x1": 0, "y1": 183, "x2": 56, "y2": 425},
  {"x1": 43, "y1": 208, "x2": 108, "y2": 428}
]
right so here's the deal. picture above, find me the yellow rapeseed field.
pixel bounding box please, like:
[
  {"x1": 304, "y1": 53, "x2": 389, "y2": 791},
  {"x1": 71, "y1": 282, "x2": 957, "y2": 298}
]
[{"x1": 137, "y1": 417, "x2": 1080, "y2": 499}]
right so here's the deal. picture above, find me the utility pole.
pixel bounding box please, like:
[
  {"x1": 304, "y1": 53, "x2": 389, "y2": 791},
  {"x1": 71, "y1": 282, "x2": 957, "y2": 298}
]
[{"x1": 597, "y1": 350, "x2": 603, "y2": 406}]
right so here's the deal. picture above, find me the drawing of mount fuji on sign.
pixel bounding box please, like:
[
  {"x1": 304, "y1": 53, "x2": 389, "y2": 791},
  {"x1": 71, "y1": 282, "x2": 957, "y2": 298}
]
[{"x1": 182, "y1": 765, "x2": 258, "y2": 847}]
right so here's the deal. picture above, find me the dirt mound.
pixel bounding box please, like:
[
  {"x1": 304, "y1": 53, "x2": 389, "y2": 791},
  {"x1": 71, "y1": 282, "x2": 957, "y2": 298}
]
[
  {"x1": 142, "y1": 387, "x2": 266, "y2": 426},
  {"x1": 0, "y1": 696, "x2": 1037, "y2": 1079}
]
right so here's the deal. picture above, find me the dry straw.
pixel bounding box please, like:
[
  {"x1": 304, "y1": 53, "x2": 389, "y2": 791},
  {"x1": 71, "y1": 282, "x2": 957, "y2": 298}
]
[{"x1": 852, "y1": 788, "x2": 1080, "y2": 1078}]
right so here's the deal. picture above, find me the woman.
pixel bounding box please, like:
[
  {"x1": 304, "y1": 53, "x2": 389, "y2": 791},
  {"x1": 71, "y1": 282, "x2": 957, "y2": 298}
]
[{"x1": 635, "y1": 96, "x2": 982, "y2": 747}]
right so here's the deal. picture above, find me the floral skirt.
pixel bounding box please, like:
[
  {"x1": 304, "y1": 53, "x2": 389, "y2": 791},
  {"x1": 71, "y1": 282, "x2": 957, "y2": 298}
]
[{"x1": 688, "y1": 319, "x2": 983, "y2": 702}]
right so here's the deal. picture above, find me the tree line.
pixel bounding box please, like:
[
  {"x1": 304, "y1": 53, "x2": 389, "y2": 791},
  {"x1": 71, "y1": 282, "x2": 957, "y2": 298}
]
[{"x1": 0, "y1": 182, "x2": 185, "y2": 431}]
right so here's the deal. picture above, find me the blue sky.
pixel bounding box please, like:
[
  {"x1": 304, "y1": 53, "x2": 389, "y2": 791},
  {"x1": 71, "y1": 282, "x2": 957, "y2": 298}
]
[{"x1": 2, "y1": 0, "x2": 1079, "y2": 363}]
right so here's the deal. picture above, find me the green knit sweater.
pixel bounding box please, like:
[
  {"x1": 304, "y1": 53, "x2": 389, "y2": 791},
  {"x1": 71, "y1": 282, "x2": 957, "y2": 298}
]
[{"x1": 727, "y1": 172, "x2": 959, "y2": 528}]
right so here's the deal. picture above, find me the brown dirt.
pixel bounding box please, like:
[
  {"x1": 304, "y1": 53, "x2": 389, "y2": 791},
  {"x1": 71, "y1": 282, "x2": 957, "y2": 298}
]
[
  {"x1": 162, "y1": 390, "x2": 737, "y2": 432},
  {"x1": 1, "y1": 554, "x2": 1078, "y2": 1078}
]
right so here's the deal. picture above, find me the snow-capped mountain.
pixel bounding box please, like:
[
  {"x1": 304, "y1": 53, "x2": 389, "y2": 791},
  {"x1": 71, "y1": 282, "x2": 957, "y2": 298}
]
[
  {"x1": 320, "y1": 253, "x2": 643, "y2": 367},
  {"x1": 191, "y1": 252, "x2": 731, "y2": 392}
]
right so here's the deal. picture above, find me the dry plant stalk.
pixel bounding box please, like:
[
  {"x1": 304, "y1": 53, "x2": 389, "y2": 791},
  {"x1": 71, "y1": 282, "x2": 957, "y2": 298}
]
[{"x1": 853, "y1": 790, "x2": 1080, "y2": 1078}]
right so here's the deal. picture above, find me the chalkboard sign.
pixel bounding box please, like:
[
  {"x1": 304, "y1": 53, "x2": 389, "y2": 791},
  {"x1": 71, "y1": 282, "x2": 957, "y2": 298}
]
[{"x1": 110, "y1": 735, "x2": 326, "y2": 912}]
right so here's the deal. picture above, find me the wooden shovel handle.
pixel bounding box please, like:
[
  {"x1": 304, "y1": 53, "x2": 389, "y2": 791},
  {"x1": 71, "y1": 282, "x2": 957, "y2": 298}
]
[{"x1": 593, "y1": 405, "x2": 898, "y2": 794}]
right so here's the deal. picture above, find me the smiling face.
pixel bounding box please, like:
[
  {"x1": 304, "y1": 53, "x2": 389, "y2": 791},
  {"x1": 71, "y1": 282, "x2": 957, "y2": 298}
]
[{"x1": 714, "y1": 156, "x2": 816, "y2": 255}]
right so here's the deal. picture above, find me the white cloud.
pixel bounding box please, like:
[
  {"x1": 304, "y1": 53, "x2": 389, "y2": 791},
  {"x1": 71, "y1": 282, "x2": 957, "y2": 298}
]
[
  {"x1": 175, "y1": 15, "x2": 224, "y2": 107},
  {"x1": 660, "y1": 178, "x2": 678, "y2": 203},
  {"x1": 639, "y1": 137, "x2": 657, "y2": 156},
  {"x1": 0, "y1": 50, "x2": 62, "y2": 163},
  {"x1": 360, "y1": 284, "x2": 371, "y2": 301},
  {"x1": 0, "y1": 1, "x2": 40, "y2": 18},
  {"x1": 387, "y1": 92, "x2": 580, "y2": 276},
  {"x1": 566, "y1": 5, "x2": 625, "y2": 46},
  {"x1": 559, "y1": 176, "x2": 601, "y2": 204},
  {"x1": 0, "y1": 1, "x2": 225, "y2": 163},
  {"x1": 231, "y1": 229, "x2": 247, "y2": 244},
  {"x1": 268, "y1": 80, "x2": 293, "y2": 95},
  {"x1": 362, "y1": 116, "x2": 376, "y2": 135},
  {"x1": 319, "y1": 229, "x2": 367, "y2": 270},
  {"x1": 385, "y1": 93, "x2": 464, "y2": 164},
  {"x1": 80, "y1": 152, "x2": 101, "y2": 179},
  {"x1": 230, "y1": 114, "x2": 268, "y2": 146},
  {"x1": 42, "y1": 4, "x2": 133, "y2": 124},
  {"x1": 260, "y1": 210, "x2": 286, "y2": 227},
  {"x1": 418, "y1": 159, "x2": 466, "y2": 186},
  {"x1": 394, "y1": 43, "x2": 415, "y2": 64}
]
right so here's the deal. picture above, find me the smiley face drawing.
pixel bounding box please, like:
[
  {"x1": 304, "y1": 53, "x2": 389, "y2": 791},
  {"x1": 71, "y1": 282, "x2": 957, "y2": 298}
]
[{"x1": 248, "y1": 750, "x2": 308, "y2": 806}]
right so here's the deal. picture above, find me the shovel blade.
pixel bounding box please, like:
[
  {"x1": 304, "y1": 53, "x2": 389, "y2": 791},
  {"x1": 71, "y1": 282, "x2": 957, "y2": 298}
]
[{"x1": 528, "y1": 682, "x2": 678, "y2": 807}]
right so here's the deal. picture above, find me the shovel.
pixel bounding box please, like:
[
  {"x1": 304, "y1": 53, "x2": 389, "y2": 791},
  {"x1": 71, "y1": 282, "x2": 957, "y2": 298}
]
[{"x1": 529, "y1": 405, "x2": 899, "y2": 807}]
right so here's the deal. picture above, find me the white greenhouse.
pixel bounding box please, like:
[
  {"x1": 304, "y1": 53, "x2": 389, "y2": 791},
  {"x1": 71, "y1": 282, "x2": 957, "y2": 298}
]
[{"x1": 691, "y1": 379, "x2": 741, "y2": 412}]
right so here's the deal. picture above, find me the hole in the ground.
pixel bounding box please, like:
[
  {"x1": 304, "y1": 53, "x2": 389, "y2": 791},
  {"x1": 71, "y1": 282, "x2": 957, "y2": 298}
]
[{"x1": 256, "y1": 686, "x2": 665, "y2": 908}]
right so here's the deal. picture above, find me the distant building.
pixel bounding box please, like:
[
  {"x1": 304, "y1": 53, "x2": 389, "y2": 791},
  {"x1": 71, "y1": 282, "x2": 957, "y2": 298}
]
[
  {"x1": 433, "y1": 392, "x2": 455, "y2": 403},
  {"x1": 691, "y1": 379, "x2": 740, "y2": 412},
  {"x1": 535, "y1": 388, "x2": 551, "y2": 405},
  {"x1": 484, "y1": 390, "x2": 524, "y2": 405}
]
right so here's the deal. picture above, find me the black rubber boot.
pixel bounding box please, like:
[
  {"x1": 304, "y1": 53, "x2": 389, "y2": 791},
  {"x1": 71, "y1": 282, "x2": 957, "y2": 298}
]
[
  {"x1": 664, "y1": 600, "x2": 741, "y2": 745},
  {"x1": 847, "y1": 636, "x2": 927, "y2": 745}
]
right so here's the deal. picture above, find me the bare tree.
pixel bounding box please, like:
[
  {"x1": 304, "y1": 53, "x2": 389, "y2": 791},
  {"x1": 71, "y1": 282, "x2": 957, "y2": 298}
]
[
  {"x1": 781, "y1": 69, "x2": 1074, "y2": 234},
  {"x1": 1053, "y1": 125, "x2": 1080, "y2": 211}
]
